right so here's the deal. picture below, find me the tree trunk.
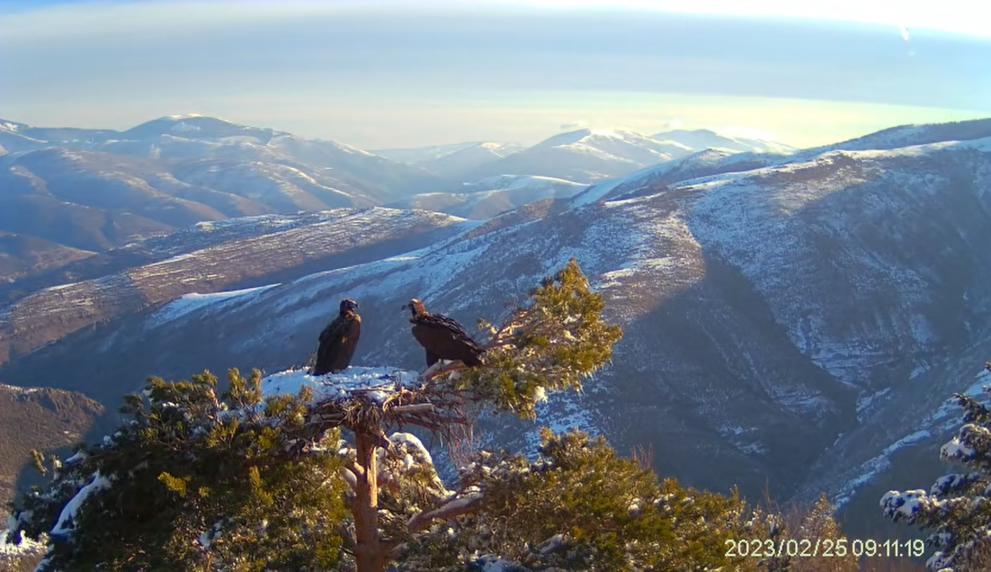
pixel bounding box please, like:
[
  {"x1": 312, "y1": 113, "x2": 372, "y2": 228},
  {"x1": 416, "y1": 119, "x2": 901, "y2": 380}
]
[{"x1": 353, "y1": 432, "x2": 386, "y2": 572}]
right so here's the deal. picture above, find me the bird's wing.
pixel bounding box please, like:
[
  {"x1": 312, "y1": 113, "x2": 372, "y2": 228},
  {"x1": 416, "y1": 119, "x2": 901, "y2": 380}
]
[
  {"x1": 319, "y1": 316, "x2": 348, "y2": 345},
  {"x1": 419, "y1": 314, "x2": 483, "y2": 350}
]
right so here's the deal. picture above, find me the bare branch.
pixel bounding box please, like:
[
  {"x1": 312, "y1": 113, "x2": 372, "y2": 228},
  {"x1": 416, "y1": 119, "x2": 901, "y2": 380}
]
[
  {"x1": 406, "y1": 492, "x2": 484, "y2": 534},
  {"x1": 422, "y1": 361, "x2": 467, "y2": 384},
  {"x1": 420, "y1": 360, "x2": 451, "y2": 380},
  {"x1": 371, "y1": 428, "x2": 392, "y2": 450},
  {"x1": 342, "y1": 466, "x2": 358, "y2": 491},
  {"x1": 347, "y1": 461, "x2": 364, "y2": 479},
  {"x1": 389, "y1": 404, "x2": 435, "y2": 414}
]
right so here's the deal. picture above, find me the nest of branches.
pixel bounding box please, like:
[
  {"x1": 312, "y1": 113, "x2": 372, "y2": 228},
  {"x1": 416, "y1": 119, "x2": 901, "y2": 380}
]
[{"x1": 292, "y1": 362, "x2": 476, "y2": 456}]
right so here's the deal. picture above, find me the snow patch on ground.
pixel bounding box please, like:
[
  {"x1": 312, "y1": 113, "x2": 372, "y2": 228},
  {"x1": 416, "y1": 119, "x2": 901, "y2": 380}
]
[
  {"x1": 262, "y1": 223, "x2": 491, "y2": 328},
  {"x1": 143, "y1": 252, "x2": 196, "y2": 268},
  {"x1": 0, "y1": 383, "x2": 39, "y2": 394},
  {"x1": 856, "y1": 387, "x2": 892, "y2": 420},
  {"x1": 570, "y1": 176, "x2": 631, "y2": 207},
  {"x1": 44, "y1": 282, "x2": 80, "y2": 292},
  {"x1": 471, "y1": 174, "x2": 585, "y2": 193},
  {"x1": 833, "y1": 429, "x2": 932, "y2": 507},
  {"x1": 149, "y1": 283, "x2": 280, "y2": 328}
]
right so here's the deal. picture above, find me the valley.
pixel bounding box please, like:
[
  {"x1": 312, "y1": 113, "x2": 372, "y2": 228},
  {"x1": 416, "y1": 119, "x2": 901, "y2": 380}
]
[{"x1": 2, "y1": 115, "x2": 990, "y2": 533}]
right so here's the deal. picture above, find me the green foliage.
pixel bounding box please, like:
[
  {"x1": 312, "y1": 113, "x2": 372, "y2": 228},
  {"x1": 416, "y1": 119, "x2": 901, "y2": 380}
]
[
  {"x1": 793, "y1": 495, "x2": 858, "y2": 571},
  {"x1": 400, "y1": 429, "x2": 760, "y2": 571},
  {"x1": 457, "y1": 259, "x2": 623, "y2": 419},
  {"x1": 9, "y1": 369, "x2": 348, "y2": 571},
  {"x1": 881, "y1": 365, "x2": 991, "y2": 571},
  {"x1": 756, "y1": 493, "x2": 858, "y2": 572}
]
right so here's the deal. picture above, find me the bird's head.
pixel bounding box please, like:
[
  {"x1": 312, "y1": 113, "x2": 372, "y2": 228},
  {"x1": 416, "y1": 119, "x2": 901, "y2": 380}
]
[
  {"x1": 339, "y1": 299, "x2": 359, "y2": 315},
  {"x1": 402, "y1": 298, "x2": 427, "y2": 317}
]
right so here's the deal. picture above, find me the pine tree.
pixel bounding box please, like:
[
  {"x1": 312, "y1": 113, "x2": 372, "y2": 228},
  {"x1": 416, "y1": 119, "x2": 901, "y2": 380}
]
[
  {"x1": 8, "y1": 370, "x2": 349, "y2": 571},
  {"x1": 881, "y1": 362, "x2": 991, "y2": 571},
  {"x1": 6, "y1": 259, "x2": 776, "y2": 571},
  {"x1": 397, "y1": 428, "x2": 768, "y2": 570},
  {"x1": 764, "y1": 494, "x2": 858, "y2": 572},
  {"x1": 297, "y1": 258, "x2": 625, "y2": 571}
]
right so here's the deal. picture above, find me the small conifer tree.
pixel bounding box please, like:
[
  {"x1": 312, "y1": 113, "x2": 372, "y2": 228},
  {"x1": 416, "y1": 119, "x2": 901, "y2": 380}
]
[
  {"x1": 757, "y1": 494, "x2": 858, "y2": 572},
  {"x1": 881, "y1": 363, "x2": 991, "y2": 571}
]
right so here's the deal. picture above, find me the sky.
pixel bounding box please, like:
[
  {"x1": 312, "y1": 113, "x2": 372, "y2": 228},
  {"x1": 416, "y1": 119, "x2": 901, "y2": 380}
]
[{"x1": 1, "y1": 0, "x2": 990, "y2": 149}]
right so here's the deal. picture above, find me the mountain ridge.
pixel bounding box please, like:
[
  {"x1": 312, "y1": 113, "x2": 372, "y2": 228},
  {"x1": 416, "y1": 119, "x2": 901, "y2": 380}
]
[{"x1": 4, "y1": 115, "x2": 991, "y2": 517}]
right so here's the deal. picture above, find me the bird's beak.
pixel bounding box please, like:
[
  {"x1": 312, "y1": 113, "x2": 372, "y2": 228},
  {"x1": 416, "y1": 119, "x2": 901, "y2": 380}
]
[{"x1": 400, "y1": 303, "x2": 408, "y2": 312}]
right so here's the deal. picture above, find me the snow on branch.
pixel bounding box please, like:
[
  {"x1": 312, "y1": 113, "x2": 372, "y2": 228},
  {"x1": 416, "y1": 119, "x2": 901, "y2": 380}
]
[
  {"x1": 883, "y1": 367, "x2": 991, "y2": 571},
  {"x1": 50, "y1": 472, "x2": 112, "y2": 537}
]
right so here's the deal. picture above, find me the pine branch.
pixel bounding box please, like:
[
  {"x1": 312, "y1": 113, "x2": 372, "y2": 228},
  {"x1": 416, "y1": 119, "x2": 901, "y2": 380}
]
[{"x1": 405, "y1": 492, "x2": 484, "y2": 534}]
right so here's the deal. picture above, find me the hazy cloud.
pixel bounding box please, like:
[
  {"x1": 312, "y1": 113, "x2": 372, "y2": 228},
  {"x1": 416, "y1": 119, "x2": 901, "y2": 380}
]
[{"x1": 1, "y1": 1, "x2": 989, "y2": 148}]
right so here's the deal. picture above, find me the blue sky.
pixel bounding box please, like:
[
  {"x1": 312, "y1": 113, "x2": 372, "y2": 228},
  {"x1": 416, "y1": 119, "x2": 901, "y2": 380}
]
[{"x1": 2, "y1": 0, "x2": 990, "y2": 148}]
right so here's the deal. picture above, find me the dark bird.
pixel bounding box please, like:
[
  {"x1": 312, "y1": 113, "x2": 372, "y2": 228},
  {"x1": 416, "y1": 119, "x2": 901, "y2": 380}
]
[
  {"x1": 311, "y1": 299, "x2": 361, "y2": 375},
  {"x1": 404, "y1": 298, "x2": 484, "y2": 367}
]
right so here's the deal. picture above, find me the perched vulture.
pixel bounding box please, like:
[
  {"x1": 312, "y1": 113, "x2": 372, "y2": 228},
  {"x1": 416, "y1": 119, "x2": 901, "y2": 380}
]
[
  {"x1": 311, "y1": 299, "x2": 361, "y2": 375},
  {"x1": 404, "y1": 298, "x2": 484, "y2": 367}
]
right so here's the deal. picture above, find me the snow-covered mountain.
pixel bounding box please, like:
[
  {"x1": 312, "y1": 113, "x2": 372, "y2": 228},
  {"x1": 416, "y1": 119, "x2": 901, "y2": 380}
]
[
  {"x1": 804, "y1": 117, "x2": 991, "y2": 155},
  {"x1": 5, "y1": 119, "x2": 991, "y2": 515},
  {"x1": 463, "y1": 127, "x2": 793, "y2": 184},
  {"x1": 0, "y1": 118, "x2": 115, "y2": 153},
  {"x1": 465, "y1": 129, "x2": 690, "y2": 183},
  {"x1": 0, "y1": 115, "x2": 442, "y2": 204},
  {"x1": 6, "y1": 116, "x2": 991, "y2": 535},
  {"x1": 0, "y1": 117, "x2": 792, "y2": 302},
  {"x1": 652, "y1": 128, "x2": 796, "y2": 155},
  {"x1": 0, "y1": 116, "x2": 453, "y2": 297},
  {"x1": 390, "y1": 174, "x2": 587, "y2": 218},
  {"x1": 121, "y1": 114, "x2": 279, "y2": 142},
  {"x1": 0, "y1": 207, "x2": 469, "y2": 374}
]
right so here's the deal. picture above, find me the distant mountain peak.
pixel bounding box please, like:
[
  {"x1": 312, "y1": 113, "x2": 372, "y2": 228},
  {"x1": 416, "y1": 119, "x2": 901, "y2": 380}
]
[
  {"x1": 466, "y1": 126, "x2": 790, "y2": 184},
  {"x1": 150, "y1": 113, "x2": 237, "y2": 125},
  {"x1": 122, "y1": 114, "x2": 282, "y2": 142},
  {"x1": 808, "y1": 117, "x2": 991, "y2": 154},
  {"x1": 0, "y1": 119, "x2": 26, "y2": 132},
  {"x1": 652, "y1": 128, "x2": 794, "y2": 155},
  {"x1": 531, "y1": 128, "x2": 594, "y2": 148},
  {"x1": 532, "y1": 128, "x2": 654, "y2": 149}
]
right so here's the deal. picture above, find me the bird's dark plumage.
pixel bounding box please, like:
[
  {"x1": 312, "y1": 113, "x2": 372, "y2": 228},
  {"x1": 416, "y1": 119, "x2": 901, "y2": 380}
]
[
  {"x1": 312, "y1": 299, "x2": 361, "y2": 375},
  {"x1": 404, "y1": 298, "x2": 484, "y2": 367}
]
